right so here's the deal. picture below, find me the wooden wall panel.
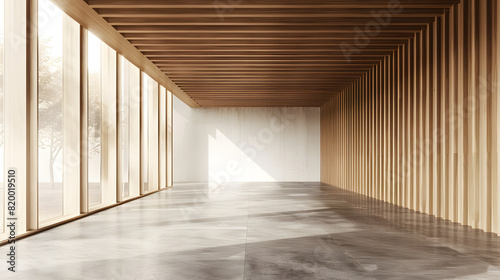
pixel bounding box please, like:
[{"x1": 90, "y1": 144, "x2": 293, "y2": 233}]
[{"x1": 321, "y1": 0, "x2": 500, "y2": 235}]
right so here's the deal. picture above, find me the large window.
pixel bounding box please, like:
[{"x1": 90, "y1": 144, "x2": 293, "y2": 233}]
[
  {"x1": 159, "y1": 87, "x2": 173, "y2": 189},
  {"x1": 160, "y1": 86, "x2": 167, "y2": 189},
  {"x1": 119, "y1": 56, "x2": 129, "y2": 198},
  {"x1": 0, "y1": 0, "x2": 178, "y2": 241},
  {"x1": 141, "y1": 73, "x2": 159, "y2": 193},
  {"x1": 88, "y1": 32, "x2": 102, "y2": 208},
  {"x1": 167, "y1": 90, "x2": 173, "y2": 187},
  {"x1": 87, "y1": 31, "x2": 117, "y2": 210},
  {"x1": 141, "y1": 73, "x2": 150, "y2": 193},
  {"x1": 119, "y1": 56, "x2": 140, "y2": 200},
  {"x1": 38, "y1": 0, "x2": 64, "y2": 222},
  {"x1": 0, "y1": 0, "x2": 174, "y2": 242},
  {"x1": 38, "y1": 0, "x2": 80, "y2": 224}
]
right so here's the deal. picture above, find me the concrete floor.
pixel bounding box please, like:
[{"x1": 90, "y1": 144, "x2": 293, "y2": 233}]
[{"x1": 2, "y1": 182, "x2": 500, "y2": 280}]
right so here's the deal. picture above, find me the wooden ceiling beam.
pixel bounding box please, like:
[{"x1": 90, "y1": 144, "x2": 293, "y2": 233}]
[
  {"x1": 193, "y1": 99, "x2": 336, "y2": 102},
  {"x1": 163, "y1": 71, "x2": 368, "y2": 75},
  {"x1": 107, "y1": 17, "x2": 433, "y2": 26},
  {"x1": 121, "y1": 33, "x2": 416, "y2": 40},
  {"x1": 187, "y1": 92, "x2": 343, "y2": 94},
  {"x1": 182, "y1": 89, "x2": 350, "y2": 92},
  {"x1": 192, "y1": 99, "x2": 336, "y2": 102},
  {"x1": 188, "y1": 93, "x2": 339, "y2": 96},
  {"x1": 144, "y1": 51, "x2": 397, "y2": 58},
  {"x1": 149, "y1": 57, "x2": 385, "y2": 61},
  {"x1": 170, "y1": 77, "x2": 362, "y2": 81},
  {"x1": 170, "y1": 78, "x2": 362, "y2": 81},
  {"x1": 192, "y1": 96, "x2": 336, "y2": 99},
  {"x1": 185, "y1": 93, "x2": 345, "y2": 96},
  {"x1": 193, "y1": 96, "x2": 337, "y2": 98},
  {"x1": 194, "y1": 103, "x2": 333, "y2": 106},
  {"x1": 115, "y1": 25, "x2": 425, "y2": 33},
  {"x1": 84, "y1": 0, "x2": 456, "y2": 107},
  {"x1": 155, "y1": 62, "x2": 377, "y2": 66},
  {"x1": 88, "y1": 0, "x2": 459, "y2": 9},
  {"x1": 129, "y1": 39, "x2": 409, "y2": 45},
  {"x1": 197, "y1": 105, "x2": 328, "y2": 108},
  {"x1": 151, "y1": 60, "x2": 384, "y2": 64},
  {"x1": 179, "y1": 84, "x2": 356, "y2": 87},
  {"x1": 170, "y1": 74, "x2": 373, "y2": 79},
  {"x1": 158, "y1": 67, "x2": 373, "y2": 71},
  {"x1": 138, "y1": 46, "x2": 402, "y2": 52},
  {"x1": 161, "y1": 69, "x2": 369, "y2": 71},
  {"x1": 191, "y1": 94, "x2": 342, "y2": 96},
  {"x1": 97, "y1": 8, "x2": 444, "y2": 18},
  {"x1": 191, "y1": 98, "x2": 336, "y2": 101},
  {"x1": 142, "y1": 51, "x2": 395, "y2": 56},
  {"x1": 178, "y1": 86, "x2": 354, "y2": 89},
  {"x1": 175, "y1": 81, "x2": 359, "y2": 85},
  {"x1": 189, "y1": 93, "x2": 339, "y2": 95},
  {"x1": 168, "y1": 76, "x2": 365, "y2": 79}
]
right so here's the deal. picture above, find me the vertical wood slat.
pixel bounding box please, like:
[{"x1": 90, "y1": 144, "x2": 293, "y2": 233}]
[
  {"x1": 319, "y1": 0, "x2": 500, "y2": 235},
  {"x1": 442, "y1": 10, "x2": 450, "y2": 221},
  {"x1": 425, "y1": 23, "x2": 433, "y2": 215},
  {"x1": 382, "y1": 56, "x2": 387, "y2": 202},
  {"x1": 414, "y1": 32, "x2": 420, "y2": 212},
  {"x1": 478, "y1": 0, "x2": 492, "y2": 232},
  {"x1": 378, "y1": 61, "x2": 383, "y2": 200},
  {"x1": 492, "y1": 0, "x2": 500, "y2": 234},
  {"x1": 468, "y1": 0, "x2": 478, "y2": 228},
  {"x1": 434, "y1": 16, "x2": 442, "y2": 217},
  {"x1": 400, "y1": 44, "x2": 406, "y2": 208},
  {"x1": 419, "y1": 28, "x2": 426, "y2": 213},
  {"x1": 408, "y1": 36, "x2": 414, "y2": 211},
  {"x1": 452, "y1": 3, "x2": 459, "y2": 223},
  {"x1": 396, "y1": 46, "x2": 402, "y2": 206}
]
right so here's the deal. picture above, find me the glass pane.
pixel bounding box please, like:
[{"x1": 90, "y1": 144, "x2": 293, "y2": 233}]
[
  {"x1": 119, "y1": 56, "x2": 130, "y2": 198},
  {"x1": 38, "y1": 0, "x2": 63, "y2": 222},
  {"x1": 141, "y1": 73, "x2": 149, "y2": 192},
  {"x1": 0, "y1": 0, "x2": 4, "y2": 233},
  {"x1": 160, "y1": 87, "x2": 166, "y2": 189},
  {"x1": 167, "y1": 90, "x2": 172, "y2": 187},
  {"x1": 88, "y1": 32, "x2": 102, "y2": 207}
]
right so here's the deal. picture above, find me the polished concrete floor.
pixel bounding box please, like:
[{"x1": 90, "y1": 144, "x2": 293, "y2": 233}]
[{"x1": 2, "y1": 182, "x2": 500, "y2": 279}]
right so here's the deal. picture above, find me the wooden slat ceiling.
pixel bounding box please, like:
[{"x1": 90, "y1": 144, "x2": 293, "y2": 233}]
[{"x1": 87, "y1": 0, "x2": 458, "y2": 107}]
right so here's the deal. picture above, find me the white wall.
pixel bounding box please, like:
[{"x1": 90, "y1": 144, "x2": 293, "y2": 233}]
[{"x1": 174, "y1": 96, "x2": 320, "y2": 184}]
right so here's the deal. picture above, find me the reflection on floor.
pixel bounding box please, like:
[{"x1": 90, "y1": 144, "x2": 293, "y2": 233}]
[{"x1": 2, "y1": 182, "x2": 500, "y2": 279}]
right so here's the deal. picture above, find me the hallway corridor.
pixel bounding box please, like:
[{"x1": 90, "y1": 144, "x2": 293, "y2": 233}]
[{"x1": 3, "y1": 182, "x2": 500, "y2": 279}]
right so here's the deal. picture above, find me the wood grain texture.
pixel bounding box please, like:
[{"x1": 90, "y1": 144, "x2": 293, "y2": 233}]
[
  {"x1": 85, "y1": 0, "x2": 459, "y2": 107},
  {"x1": 321, "y1": 0, "x2": 500, "y2": 235}
]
